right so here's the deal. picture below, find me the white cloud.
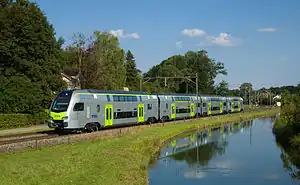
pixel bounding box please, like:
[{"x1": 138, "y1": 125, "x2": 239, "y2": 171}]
[
  {"x1": 110, "y1": 29, "x2": 140, "y2": 39},
  {"x1": 184, "y1": 169, "x2": 207, "y2": 179},
  {"x1": 176, "y1": 41, "x2": 183, "y2": 49},
  {"x1": 182, "y1": 29, "x2": 206, "y2": 37},
  {"x1": 263, "y1": 173, "x2": 279, "y2": 180},
  {"x1": 257, "y1": 28, "x2": 277, "y2": 32},
  {"x1": 197, "y1": 32, "x2": 239, "y2": 47},
  {"x1": 279, "y1": 56, "x2": 288, "y2": 61},
  {"x1": 208, "y1": 32, "x2": 237, "y2": 47},
  {"x1": 181, "y1": 28, "x2": 239, "y2": 47}
]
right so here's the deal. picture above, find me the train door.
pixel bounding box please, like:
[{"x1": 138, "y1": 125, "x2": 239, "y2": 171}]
[
  {"x1": 238, "y1": 101, "x2": 241, "y2": 112},
  {"x1": 104, "y1": 104, "x2": 113, "y2": 127},
  {"x1": 207, "y1": 102, "x2": 212, "y2": 115},
  {"x1": 197, "y1": 103, "x2": 201, "y2": 117},
  {"x1": 231, "y1": 102, "x2": 234, "y2": 112},
  {"x1": 171, "y1": 103, "x2": 176, "y2": 119},
  {"x1": 138, "y1": 104, "x2": 144, "y2": 123},
  {"x1": 190, "y1": 103, "x2": 195, "y2": 117},
  {"x1": 220, "y1": 101, "x2": 223, "y2": 114},
  {"x1": 73, "y1": 102, "x2": 85, "y2": 127}
]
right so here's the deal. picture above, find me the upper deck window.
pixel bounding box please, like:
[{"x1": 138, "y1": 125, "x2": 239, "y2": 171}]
[
  {"x1": 112, "y1": 95, "x2": 139, "y2": 102},
  {"x1": 175, "y1": 97, "x2": 190, "y2": 101}
]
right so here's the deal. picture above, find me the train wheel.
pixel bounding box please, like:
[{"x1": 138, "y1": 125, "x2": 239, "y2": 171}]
[
  {"x1": 85, "y1": 122, "x2": 100, "y2": 133},
  {"x1": 149, "y1": 117, "x2": 157, "y2": 124}
]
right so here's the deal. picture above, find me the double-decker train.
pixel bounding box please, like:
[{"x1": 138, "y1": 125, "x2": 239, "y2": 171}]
[{"x1": 46, "y1": 89, "x2": 244, "y2": 132}]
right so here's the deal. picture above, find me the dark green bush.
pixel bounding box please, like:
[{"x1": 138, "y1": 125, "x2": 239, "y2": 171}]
[{"x1": 0, "y1": 112, "x2": 48, "y2": 130}]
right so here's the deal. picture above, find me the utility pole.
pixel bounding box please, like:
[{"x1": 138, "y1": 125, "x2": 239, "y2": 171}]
[
  {"x1": 248, "y1": 88, "x2": 251, "y2": 105},
  {"x1": 139, "y1": 73, "x2": 199, "y2": 95},
  {"x1": 196, "y1": 73, "x2": 199, "y2": 101},
  {"x1": 140, "y1": 73, "x2": 199, "y2": 114},
  {"x1": 244, "y1": 88, "x2": 247, "y2": 105},
  {"x1": 139, "y1": 78, "x2": 142, "y2": 92},
  {"x1": 254, "y1": 90, "x2": 256, "y2": 105}
]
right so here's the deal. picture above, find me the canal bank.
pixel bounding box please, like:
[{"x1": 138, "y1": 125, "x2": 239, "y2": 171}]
[
  {"x1": 272, "y1": 116, "x2": 300, "y2": 180},
  {"x1": 0, "y1": 108, "x2": 279, "y2": 185}
]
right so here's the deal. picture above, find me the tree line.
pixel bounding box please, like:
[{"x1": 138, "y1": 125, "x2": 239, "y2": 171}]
[{"x1": 0, "y1": 0, "x2": 298, "y2": 115}]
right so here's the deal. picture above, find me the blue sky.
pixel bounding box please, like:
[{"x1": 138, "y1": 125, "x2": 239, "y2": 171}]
[{"x1": 34, "y1": 0, "x2": 300, "y2": 90}]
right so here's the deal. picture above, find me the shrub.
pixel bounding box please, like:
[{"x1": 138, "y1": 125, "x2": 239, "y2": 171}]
[{"x1": 0, "y1": 112, "x2": 48, "y2": 130}]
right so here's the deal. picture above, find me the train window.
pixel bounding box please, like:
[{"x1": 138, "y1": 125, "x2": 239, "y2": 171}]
[
  {"x1": 172, "y1": 97, "x2": 174, "y2": 101},
  {"x1": 203, "y1": 103, "x2": 207, "y2": 107},
  {"x1": 223, "y1": 102, "x2": 226, "y2": 106},
  {"x1": 212, "y1": 106, "x2": 220, "y2": 111},
  {"x1": 119, "y1": 96, "x2": 125, "y2": 102},
  {"x1": 97, "y1": 105, "x2": 100, "y2": 112},
  {"x1": 109, "y1": 108, "x2": 112, "y2": 119},
  {"x1": 166, "y1": 103, "x2": 168, "y2": 109},
  {"x1": 197, "y1": 103, "x2": 201, "y2": 107},
  {"x1": 73, "y1": 103, "x2": 84, "y2": 111},
  {"x1": 139, "y1": 96, "x2": 142, "y2": 101},
  {"x1": 127, "y1": 96, "x2": 133, "y2": 101},
  {"x1": 147, "y1": 104, "x2": 152, "y2": 110},
  {"x1": 106, "y1": 95, "x2": 110, "y2": 102},
  {"x1": 176, "y1": 108, "x2": 190, "y2": 114},
  {"x1": 133, "y1": 96, "x2": 138, "y2": 102}
]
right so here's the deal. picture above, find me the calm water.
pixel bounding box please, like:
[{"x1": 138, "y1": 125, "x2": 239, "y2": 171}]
[{"x1": 148, "y1": 117, "x2": 300, "y2": 185}]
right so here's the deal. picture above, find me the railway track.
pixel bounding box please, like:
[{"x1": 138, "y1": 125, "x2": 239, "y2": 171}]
[
  {"x1": 0, "y1": 107, "x2": 275, "y2": 152},
  {"x1": 0, "y1": 118, "x2": 148, "y2": 146},
  {"x1": 0, "y1": 134, "x2": 59, "y2": 145}
]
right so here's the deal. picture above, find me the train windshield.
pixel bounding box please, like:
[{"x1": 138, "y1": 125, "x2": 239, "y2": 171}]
[{"x1": 50, "y1": 90, "x2": 73, "y2": 112}]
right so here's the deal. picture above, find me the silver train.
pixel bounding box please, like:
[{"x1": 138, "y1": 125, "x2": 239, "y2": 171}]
[{"x1": 46, "y1": 89, "x2": 244, "y2": 132}]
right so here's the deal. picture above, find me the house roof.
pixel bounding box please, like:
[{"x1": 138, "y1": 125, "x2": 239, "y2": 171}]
[
  {"x1": 63, "y1": 67, "x2": 79, "y2": 77},
  {"x1": 61, "y1": 73, "x2": 77, "y2": 82}
]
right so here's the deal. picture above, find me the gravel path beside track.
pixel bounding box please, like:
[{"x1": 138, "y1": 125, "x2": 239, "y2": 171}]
[{"x1": 0, "y1": 124, "x2": 49, "y2": 135}]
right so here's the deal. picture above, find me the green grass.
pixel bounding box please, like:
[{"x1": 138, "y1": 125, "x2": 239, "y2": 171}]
[{"x1": 0, "y1": 108, "x2": 279, "y2": 185}]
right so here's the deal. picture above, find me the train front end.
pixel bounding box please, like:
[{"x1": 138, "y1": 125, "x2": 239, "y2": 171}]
[{"x1": 46, "y1": 90, "x2": 73, "y2": 129}]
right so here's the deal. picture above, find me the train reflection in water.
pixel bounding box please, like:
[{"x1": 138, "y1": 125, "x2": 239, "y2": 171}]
[{"x1": 150, "y1": 120, "x2": 253, "y2": 169}]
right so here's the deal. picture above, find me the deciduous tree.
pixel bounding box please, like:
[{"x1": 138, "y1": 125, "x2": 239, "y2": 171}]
[{"x1": 0, "y1": 0, "x2": 65, "y2": 113}]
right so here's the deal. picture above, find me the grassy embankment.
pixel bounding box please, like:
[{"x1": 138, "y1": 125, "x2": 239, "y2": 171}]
[{"x1": 0, "y1": 107, "x2": 279, "y2": 185}]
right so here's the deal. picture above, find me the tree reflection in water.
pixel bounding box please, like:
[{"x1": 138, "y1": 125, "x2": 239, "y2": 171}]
[
  {"x1": 149, "y1": 121, "x2": 253, "y2": 170},
  {"x1": 277, "y1": 140, "x2": 300, "y2": 180}
]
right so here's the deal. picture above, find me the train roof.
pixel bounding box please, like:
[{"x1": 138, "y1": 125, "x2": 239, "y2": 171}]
[
  {"x1": 153, "y1": 92, "x2": 225, "y2": 98},
  {"x1": 153, "y1": 92, "x2": 198, "y2": 96},
  {"x1": 226, "y1": 96, "x2": 243, "y2": 100},
  {"x1": 72, "y1": 89, "x2": 149, "y2": 95},
  {"x1": 61, "y1": 89, "x2": 242, "y2": 100}
]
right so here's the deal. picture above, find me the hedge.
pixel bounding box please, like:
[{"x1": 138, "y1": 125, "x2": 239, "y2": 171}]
[{"x1": 0, "y1": 111, "x2": 48, "y2": 130}]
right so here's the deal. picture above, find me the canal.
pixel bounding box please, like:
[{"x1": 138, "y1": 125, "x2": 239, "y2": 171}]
[{"x1": 148, "y1": 117, "x2": 300, "y2": 185}]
